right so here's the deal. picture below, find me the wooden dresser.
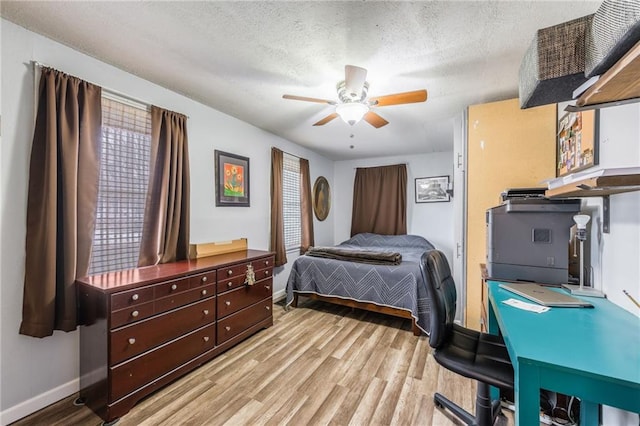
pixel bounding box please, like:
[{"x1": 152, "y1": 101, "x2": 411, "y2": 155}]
[{"x1": 76, "y1": 249, "x2": 274, "y2": 424}]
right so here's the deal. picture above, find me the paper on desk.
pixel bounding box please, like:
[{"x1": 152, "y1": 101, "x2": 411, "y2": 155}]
[{"x1": 502, "y1": 298, "x2": 550, "y2": 313}]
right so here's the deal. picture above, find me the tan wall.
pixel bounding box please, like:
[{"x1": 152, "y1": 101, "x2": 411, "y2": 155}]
[{"x1": 465, "y1": 98, "x2": 556, "y2": 329}]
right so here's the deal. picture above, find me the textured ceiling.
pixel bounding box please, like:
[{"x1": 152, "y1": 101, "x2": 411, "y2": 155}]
[{"x1": 1, "y1": 1, "x2": 600, "y2": 160}]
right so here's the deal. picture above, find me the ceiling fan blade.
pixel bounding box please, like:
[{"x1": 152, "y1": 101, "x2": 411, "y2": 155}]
[
  {"x1": 363, "y1": 111, "x2": 389, "y2": 128},
  {"x1": 283, "y1": 94, "x2": 335, "y2": 105},
  {"x1": 313, "y1": 113, "x2": 339, "y2": 126},
  {"x1": 369, "y1": 89, "x2": 428, "y2": 107},
  {"x1": 344, "y1": 65, "x2": 368, "y2": 97}
]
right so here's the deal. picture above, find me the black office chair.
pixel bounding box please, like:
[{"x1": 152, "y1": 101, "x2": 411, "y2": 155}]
[{"x1": 420, "y1": 250, "x2": 514, "y2": 426}]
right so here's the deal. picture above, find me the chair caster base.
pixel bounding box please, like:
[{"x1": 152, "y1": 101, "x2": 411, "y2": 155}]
[
  {"x1": 73, "y1": 397, "x2": 85, "y2": 406},
  {"x1": 433, "y1": 389, "x2": 506, "y2": 426}
]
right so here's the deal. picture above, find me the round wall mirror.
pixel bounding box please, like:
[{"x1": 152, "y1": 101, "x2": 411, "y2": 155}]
[{"x1": 312, "y1": 176, "x2": 331, "y2": 221}]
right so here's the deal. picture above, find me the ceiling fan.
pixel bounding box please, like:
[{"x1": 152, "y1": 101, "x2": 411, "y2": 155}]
[{"x1": 282, "y1": 65, "x2": 427, "y2": 128}]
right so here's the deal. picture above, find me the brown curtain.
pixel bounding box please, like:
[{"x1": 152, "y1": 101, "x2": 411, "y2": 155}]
[
  {"x1": 138, "y1": 106, "x2": 190, "y2": 266},
  {"x1": 351, "y1": 164, "x2": 407, "y2": 237},
  {"x1": 299, "y1": 158, "x2": 314, "y2": 253},
  {"x1": 20, "y1": 68, "x2": 102, "y2": 338},
  {"x1": 270, "y1": 147, "x2": 287, "y2": 266}
]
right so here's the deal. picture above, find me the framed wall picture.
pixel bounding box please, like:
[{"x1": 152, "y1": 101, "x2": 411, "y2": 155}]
[
  {"x1": 215, "y1": 150, "x2": 249, "y2": 207},
  {"x1": 312, "y1": 176, "x2": 331, "y2": 221},
  {"x1": 415, "y1": 176, "x2": 450, "y2": 203},
  {"x1": 556, "y1": 109, "x2": 599, "y2": 177}
]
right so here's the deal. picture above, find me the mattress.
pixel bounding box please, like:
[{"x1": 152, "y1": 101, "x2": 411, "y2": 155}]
[{"x1": 285, "y1": 233, "x2": 435, "y2": 334}]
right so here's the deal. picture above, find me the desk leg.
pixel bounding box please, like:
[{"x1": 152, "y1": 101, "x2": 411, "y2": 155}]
[
  {"x1": 488, "y1": 299, "x2": 498, "y2": 335},
  {"x1": 490, "y1": 297, "x2": 543, "y2": 426},
  {"x1": 580, "y1": 400, "x2": 599, "y2": 426},
  {"x1": 515, "y1": 363, "x2": 540, "y2": 426},
  {"x1": 487, "y1": 300, "x2": 500, "y2": 402}
]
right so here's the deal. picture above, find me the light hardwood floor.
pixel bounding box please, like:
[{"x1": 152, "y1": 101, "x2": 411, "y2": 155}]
[{"x1": 12, "y1": 299, "x2": 513, "y2": 426}]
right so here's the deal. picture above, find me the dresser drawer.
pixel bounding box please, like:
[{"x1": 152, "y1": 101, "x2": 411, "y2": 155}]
[
  {"x1": 155, "y1": 284, "x2": 216, "y2": 314},
  {"x1": 219, "y1": 262, "x2": 249, "y2": 280},
  {"x1": 110, "y1": 298, "x2": 215, "y2": 365},
  {"x1": 111, "y1": 301, "x2": 155, "y2": 329},
  {"x1": 217, "y1": 279, "x2": 273, "y2": 318},
  {"x1": 217, "y1": 298, "x2": 272, "y2": 345},
  {"x1": 189, "y1": 271, "x2": 216, "y2": 288},
  {"x1": 110, "y1": 323, "x2": 215, "y2": 401},
  {"x1": 216, "y1": 259, "x2": 273, "y2": 293},
  {"x1": 251, "y1": 256, "x2": 274, "y2": 272},
  {"x1": 216, "y1": 274, "x2": 247, "y2": 293},
  {"x1": 254, "y1": 268, "x2": 272, "y2": 282},
  {"x1": 154, "y1": 278, "x2": 190, "y2": 299},
  {"x1": 111, "y1": 287, "x2": 154, "y2": 311}
]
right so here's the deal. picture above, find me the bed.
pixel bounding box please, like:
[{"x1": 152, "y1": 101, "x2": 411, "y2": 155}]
[{"x1": 285, "y1": 233, "x2": 435, "y2": 335}]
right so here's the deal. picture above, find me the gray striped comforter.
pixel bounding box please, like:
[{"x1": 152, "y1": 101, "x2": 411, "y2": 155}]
[{"x1": 285, "y1": 233, "x2": 434, "y2": 334}]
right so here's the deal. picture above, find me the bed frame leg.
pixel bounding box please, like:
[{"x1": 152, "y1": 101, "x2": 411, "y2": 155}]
[
  {"x1": 292, "y1": 293, "x2": 299, "y2": 308},
  {"x1": 412, "y1": 320, "x2": 421, "y2": 336}
]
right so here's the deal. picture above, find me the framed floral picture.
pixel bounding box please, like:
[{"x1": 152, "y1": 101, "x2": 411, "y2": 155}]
[{"x1": 215, "y1": 150, "x2": 249, "y2": 207}]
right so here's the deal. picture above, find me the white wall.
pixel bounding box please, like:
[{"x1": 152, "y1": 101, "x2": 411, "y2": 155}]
[
  {"x1": 594, "y1": 104, "x2": 640, "y2": 312},
  {"x1": 554, "y1": 102, "x2": 640, "y2": 314},
  {"x1": 588, "y1": 104, "x2": 640, "y2": 426},
  {"x1": 333, "y1": 152, "x2": 454, "y2": 263},
  {"x1": 0, "y1": 19, "x2": 333, "y2": 424},
  {"x1": 556, "y1": 102, "x2": 640, "y2": 425}
]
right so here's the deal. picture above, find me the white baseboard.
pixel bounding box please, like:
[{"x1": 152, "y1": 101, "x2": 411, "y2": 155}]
[
  {"x1": 0, "y1": 378, "x2": 79, "y2": 426},
  {"x1": 1, "y1": 290, "x2": 288, "y2": 425},
  {"x1": 273, "y1": 288, "x2": 286, "y2": 303}
]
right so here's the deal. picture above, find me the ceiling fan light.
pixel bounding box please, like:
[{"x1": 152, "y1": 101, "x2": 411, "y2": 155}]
[{"x1": 336, "y1": 102, "x2": 369, "y2": 125}]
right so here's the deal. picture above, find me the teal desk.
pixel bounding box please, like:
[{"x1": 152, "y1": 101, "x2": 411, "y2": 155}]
[{"x1": 487, "y1": 281, "x2": 640, "y2": 426}]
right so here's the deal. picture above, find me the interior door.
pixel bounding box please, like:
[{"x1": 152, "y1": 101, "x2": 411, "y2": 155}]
[{"x1": 465, "y1": 99, "x2": 556, "y2": 330}]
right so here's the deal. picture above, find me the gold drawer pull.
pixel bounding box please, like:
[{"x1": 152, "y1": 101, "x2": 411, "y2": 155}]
[
  {"x1": 227, "y1": 281, "x2": 233, "y2": 288},
  {"x1": 171, "y1": 284, "x2": 178, "y2": 291},
  {"x1": 201, "y1": 276, "x2": 208, "y2": 283},
  {"x1": 201, "y1": 289, "x2": 207, "y2": 296},
  {"x1": 203, "y1": 309, "x2": 209, "y2": 315},
  {"x1": 265, "y1": 306, "x2": 271, "y2": 311},
  {"x1": 203, "y1": 336, "x2": 210, "y2": 342},
  {"x1": 265, "y1": 260, "x2": 269, "y2": 265},
  {"x1": 225, "y1": 301, "x2": 231, "y2": 306},
  {"x1": 128, "y1": 338, "x2": 136, "y2": 345},
  {"x1": 227, "y1": 270, "x2": 233, "y2": 276},
  {"x1": 131, "y1": 310, "x2": 139, "y2": 318},
  {"x1": 131, "y1": 294, "x2": 139, "y2": 301},
  {"x1": 265, "y1": 270, "x2": 270, "y2": 276},
  {"x1": 265, "y1": 286, "x2": 271, "y2": 290},
  {"x1": 225, "y1": 326, "x2": 231, "y2": 331}
]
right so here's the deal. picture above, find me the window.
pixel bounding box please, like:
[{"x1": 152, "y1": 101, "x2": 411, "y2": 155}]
[
  {"x1": 88, "y1": 95, "x2": 152, "y2": 275},
  {"x1": 283, "y1": 153, "x2": 301, "y2": 250}
]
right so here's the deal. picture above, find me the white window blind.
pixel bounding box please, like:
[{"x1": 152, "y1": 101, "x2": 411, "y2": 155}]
[
  {"x1": 283, "y1": 153, "x2": 301, "y2": 250},
  {"x1": 88, "y1": 95, "x2": 152, "y2": 275}
]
